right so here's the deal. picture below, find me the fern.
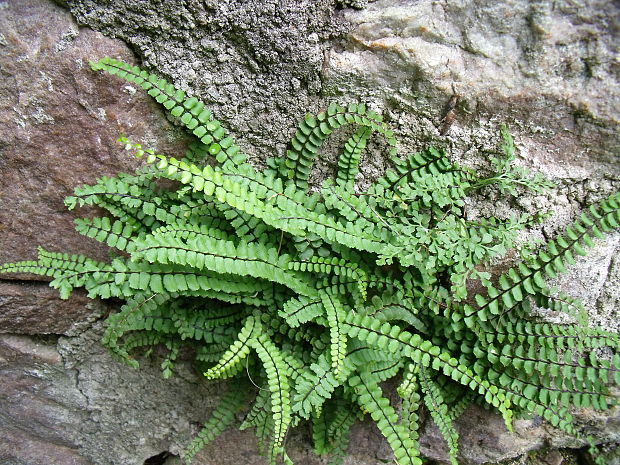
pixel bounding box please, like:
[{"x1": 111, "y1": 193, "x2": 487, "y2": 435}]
[
  {"x1": 419, "y1": 367, "x2": 459, "y2": 465},
  {"x1": 312, "y1": 397, "x2": 359, "y2": 464},
  {"x1": 349, "y1": 373, "x2": 421, "y2": 465},
  {"x1": 183, "y1": 380, "x2": 249, "y2": 463},
  {"x1": 292, "y1": 352, "x2": 351, "y2": 419},
  {"x1": 463, "y1": 193, "x2": 620, "y2": 328},
  {"x1": 203, "y1": 315, "x2": 260, "y2": 379},
  {"x1": 397, "y1": 362, "x2": 422, "y2": 448},
  {"x1": 2, "y1": 57, "x2": 619, "y2": 465},
  {"x1": 250, "y1": 332, "x2": 293, "y2": 461}
]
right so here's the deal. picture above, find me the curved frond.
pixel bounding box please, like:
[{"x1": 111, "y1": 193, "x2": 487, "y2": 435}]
[
  {"x1": 204, "y1": 315, "x2": 261, "y2": 379},
  {"x1": 250, "y1": 333, "x2": 292, "y2": 457},
  {"x1": 349, "y1": 373, "x2": 421, "y2": 465},
  {"x1": 183, "y1": 380, "x2": 249, "y2": 464},
  {"x1": 419, "y1": 367, "x2": 459, "y2": 465}
]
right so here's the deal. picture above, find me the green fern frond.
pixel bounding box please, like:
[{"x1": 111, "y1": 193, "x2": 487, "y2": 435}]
[
  {"x1": 102, "y1": 292, "x2": 171, "y2": 367},
  {"x1": 203, "y1": 315, "x2": 260, "y2": 379},
  {"x1": 349, "y1": 373, "x2": 422, "y2": 465},
  {"x1": 279, "y1": 296, "x2": 323, "y2": 328},
  {"x1": 465, "y1": 192, "x2": 620, "y2": 326},
  {"x1": 343, "y1": 313, "x2": 514, "y2": 428},
  {"x1": 397, "y1": 363, "x2": 422, "y2": 446},
  {"x1": 289, "y1": 255, "x2": 368, "y2": 300},
  {"x1": 74, "y1": 217, "x2": 138, "y2": 251},
  {"x1": 362, "y1": 292, "x2": 427, "y2": 333},
  {"x1": 419, "y1": 367, "x2": 459, "y2": 465},
  {"x1": 292, "y1": 352, "x2": 352, "y2": 419},
  {"x1": 277, "y1": 103, "x2": 397, "y2": 190},
  {"x1": 486, "y1": 319, "x2": 618, "y2": 352},
  {"x1": 321, "y1": 292, "x2": 348, "y2": 378},
  {"x1": 240, "y1": 388, "x2": 271, "y2": 432},
  {"x1": 336, "y1": 126, "x2": 372, "y2": 188},
  {"x1": 90, "y1": 57, "x2": 248, "y2": 171},
  {"x1": 183, "y1": 380, "x2": 249, "y2": 464},
  {"x1": 132, "y1": 233, "x2": 316, "y2": 297},
  {"x1": 250, "y1": 333, "x2": 293, "y2": 456},
  {"x1": 447, "y1": 391, "x2": 473, "y2": 421},
  {"x1": 374, "y1": 147, "x2": 453, "y2": 191},
  {"x1": 3, "y1": 57, "x2": 618, "y2": 465},
  {"x1": 312, "y1": 399, "x2": 357, "y2": 465}
]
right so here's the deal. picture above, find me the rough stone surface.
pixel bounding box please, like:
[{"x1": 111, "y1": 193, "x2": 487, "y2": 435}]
[
  {"x1": 420, "y1": 407, "x2": 546, "y2": 464},
  {"x1": 0, "y1": 333, "x2": 90, "y2": 465},
  {"x1": 0, "y1": 328, "x2": 221, "y2": 465},
  {"x1": 419, "y1": 402, "x2": 620, "y2": 465},
  {"x1": 0, "y1": 0, "x2": 186, "y2": 268},
  {"x1": 544, "y1": 233, "x2": 620, "y2": 333},
  {"x1": 0, "y1": 282, "x2": 103, "y2": 335},
  {"x1": 330, "y1": 0, "x2": 620, "y2": 337},
  {"x1": 66, "y1": 0, "x2": 349, "y2": 165},
  {"x1": 1, "y1": 0, "x2": 619, "y2": 464}
]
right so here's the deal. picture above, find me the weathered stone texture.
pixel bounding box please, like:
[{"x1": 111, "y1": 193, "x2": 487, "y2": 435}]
[
  {"x1": 65, "y1": 0, "x2": 349, "y2": 162},
  {"x1": 0, "y1": 334, "x2": 92, "y2": 465},
  {"x1": 0, "y1": 0, "x2": 185, "y2": 268},
  {"x1": 0, "y1": 329, "x2": 220, "y2": 465},
  {"x1": 332, "y1": 0, "x2": 620, "y2": 337},
  {"x1": 1, "y1": 0, "x2": 619, "y2": 464},
  {"x1": 0, "y1": 282, "x2": 102, "y2": 335}
]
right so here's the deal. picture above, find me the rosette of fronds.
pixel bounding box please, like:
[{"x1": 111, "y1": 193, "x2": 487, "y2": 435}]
[{"x1": 2, "y1": 57, "x2": 619, "y2": 465}]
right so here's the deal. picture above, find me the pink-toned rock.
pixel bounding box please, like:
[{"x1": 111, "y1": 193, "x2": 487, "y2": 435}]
[
  {"x1": 0, "y1": 0, "x2": 185, "y2": 269},
  {"x1": 0, "y1": 281, "x2": 102, "y2": 335}
]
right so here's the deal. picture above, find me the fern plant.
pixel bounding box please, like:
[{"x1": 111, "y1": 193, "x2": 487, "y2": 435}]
[{"x1": 2, "y1": 57, "x2": 619, "y2": 465}]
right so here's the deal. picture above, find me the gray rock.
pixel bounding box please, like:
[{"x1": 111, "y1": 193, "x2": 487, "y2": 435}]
[
  {"x1": 0, "y1": 333, "x2": 91, "y2": 465},
  {"x1": 0, "y1": 328, "x2": 218, "y2": 465},
  {"x1": 331, "y1": 0, "x2": 620, "y2": 334},
  {"x1": 65, "y1": 0, "x2": 349, "y2": 163}
]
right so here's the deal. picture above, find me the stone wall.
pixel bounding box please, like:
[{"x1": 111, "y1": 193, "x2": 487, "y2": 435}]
[{"x1": 0, "y1": 0, "x2": 618, "y2": 464}]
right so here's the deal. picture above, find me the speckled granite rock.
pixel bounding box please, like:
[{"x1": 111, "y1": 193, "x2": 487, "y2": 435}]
[{"x1": 1, "y1": 0, "x2": 619, "y2": 464}]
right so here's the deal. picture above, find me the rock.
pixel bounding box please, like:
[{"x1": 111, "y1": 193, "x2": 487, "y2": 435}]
[
  {"x1": 419, "y1": 407, "x2": 543, "y2": 464},
  {"x1": 0, "y1": 281, "x2": 103, "y2": 336},
  {"x1": 419, "y1": 403, "x2": 620, "y2": 465},
  {"x1": 66, "y1": 0, "x2": 349, "y2": 162},
  {"x1": 330, "y1": 0, "x2": 620, "y2": 335},
  {"x1": 1, "y1": 0, "x2": 619, "y2": 464},
  {"x1": 0, "y1": 328, "x2": 218, "y2": 465},
  {"x1": 334, "y1": 0, "x2": 620, "y2": 125},
  {"x1": 0, "y1": 0, "x2": 186, "y2": 269},
  {"x1": 0, "y1": 333, "x2": 92, "y2": 465},
  {"x1": 548, "y1": 233, "x2": 620, "y2": 333}
]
